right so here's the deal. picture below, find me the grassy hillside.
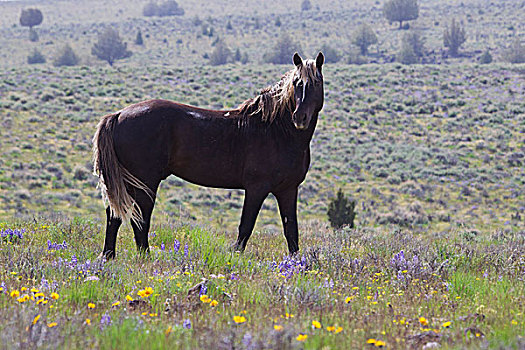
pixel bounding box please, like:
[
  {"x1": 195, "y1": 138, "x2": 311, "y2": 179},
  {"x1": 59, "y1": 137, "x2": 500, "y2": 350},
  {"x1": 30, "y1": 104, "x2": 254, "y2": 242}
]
[{"x1": 0, "y1": 0, "x2": 524, "y2": 348}]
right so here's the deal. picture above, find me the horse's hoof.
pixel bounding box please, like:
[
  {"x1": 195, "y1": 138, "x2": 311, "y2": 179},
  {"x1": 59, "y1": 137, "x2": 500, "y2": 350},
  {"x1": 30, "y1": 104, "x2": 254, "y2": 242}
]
[
  {"x1": 230, "y1": 242, "x2": 244, "y2": 253},
  {"x1": 99, "y1": 251, "x2": 115, "y2": 260}
]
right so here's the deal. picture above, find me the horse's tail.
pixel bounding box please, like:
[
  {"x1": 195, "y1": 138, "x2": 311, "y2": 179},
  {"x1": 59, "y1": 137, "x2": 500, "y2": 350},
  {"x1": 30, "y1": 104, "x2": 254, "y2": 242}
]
[{"x1": 92, "y1": 112, "x2": 153, "y2": 225}]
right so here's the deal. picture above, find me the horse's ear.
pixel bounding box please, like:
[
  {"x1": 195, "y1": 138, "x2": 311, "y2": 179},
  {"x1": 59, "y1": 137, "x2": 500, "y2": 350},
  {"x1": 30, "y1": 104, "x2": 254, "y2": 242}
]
[
  {"x1": 316, "y1": 52, "x2": 324, "y2": 72},
  {"x1": 293, "y1": 52, "x2": 303, "y2": 67}
]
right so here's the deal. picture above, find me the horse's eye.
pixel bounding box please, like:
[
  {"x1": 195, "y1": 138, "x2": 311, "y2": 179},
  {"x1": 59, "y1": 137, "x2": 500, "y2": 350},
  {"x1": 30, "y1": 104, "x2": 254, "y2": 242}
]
[{"x1": 297, "y1": 81, "x2": 303, "y2": 87}]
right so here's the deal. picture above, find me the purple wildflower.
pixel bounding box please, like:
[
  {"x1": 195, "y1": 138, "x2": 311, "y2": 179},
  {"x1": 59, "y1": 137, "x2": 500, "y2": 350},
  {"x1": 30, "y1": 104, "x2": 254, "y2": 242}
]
[
  {"x1": 173, "y1": 239, "x2": 180, "y2": 252},
  {"x1": 182, "y1": 319, "x2": 192, "y2": 329},
  {"x1": 100, "y1": 313, "x2": 111, "y2": 329}
]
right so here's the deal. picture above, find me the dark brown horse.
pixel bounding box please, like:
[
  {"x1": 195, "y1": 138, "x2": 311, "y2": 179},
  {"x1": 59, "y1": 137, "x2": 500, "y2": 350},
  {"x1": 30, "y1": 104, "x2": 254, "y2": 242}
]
[{"x1": 93, "y1": 52, "x2": 324, "y2": 258}]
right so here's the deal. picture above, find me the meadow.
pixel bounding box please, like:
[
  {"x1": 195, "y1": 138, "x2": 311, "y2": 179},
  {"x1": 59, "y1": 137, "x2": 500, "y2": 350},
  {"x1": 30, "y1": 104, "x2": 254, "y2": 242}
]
[{"x1": 0, "y1": 0, "x2": 524, "y2": 348}]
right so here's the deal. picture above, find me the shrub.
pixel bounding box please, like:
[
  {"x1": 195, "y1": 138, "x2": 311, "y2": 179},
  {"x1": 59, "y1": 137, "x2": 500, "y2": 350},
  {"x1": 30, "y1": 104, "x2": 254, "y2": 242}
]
[
  {"x1": 320, "y1": 43, "x2": 341, "y2": 63},
  {"x1": 54, "y1": 44, "x2": 79, "y2": 67},
  {"x1": 383, "y1": 0, "x2": 419, "y2": 29},
  {"x1": 398, "y1": 31, "x2": 425, "y2": 64},
  {"x1": 27, "y1": 49, "x2": 45, "y2": 64},
  {"x1": 143, "y1": 1, "x2": 184, "y2": 17},
  {"x1": 352, "y1": 24, "x2": 378, "y2": 55},
  {"x1": 209, "y1": 40, "x2": 231, "y2": 66},
  {"x1": 91, "y1": 28, "x2": 132, "y2": 66},
  {"x1": 443, "y1": 18, "x2": 466, "y2": 57},
  {"x1": 479, "y1": 49, "x2": 492, "y2": 64},
  {"x1": 263, "y1": 32, "x2": 302, "y2": 64},
  {"x1": 503, "y1": 38, "x2": 525, "y2": 64},
  {"x1": 301, "y1": 0, "x2": 312, "y2": 11},
  {"x1": 29, "y1": 28, "x2": 39, "y2": 42},
  {"x1": 327, "y1": 189, "x2": 356, "y2": 229},
  {"x1": 135, "y1": 30, "x2": 144, "y2": 46}
]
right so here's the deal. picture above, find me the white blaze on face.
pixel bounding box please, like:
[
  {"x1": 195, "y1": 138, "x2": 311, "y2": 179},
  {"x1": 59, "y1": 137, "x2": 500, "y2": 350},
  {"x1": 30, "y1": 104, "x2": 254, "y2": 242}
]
[{"x1": 302, "y1": 78, "x2": 308, "y2": 102}]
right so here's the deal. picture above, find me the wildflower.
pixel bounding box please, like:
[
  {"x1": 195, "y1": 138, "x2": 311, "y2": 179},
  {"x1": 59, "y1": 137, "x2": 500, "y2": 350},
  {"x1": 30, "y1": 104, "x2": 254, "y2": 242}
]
[
  {"x1": 182, "y1": 318, "x2": 192, "y2": 329},
  {"x1": 32, "y1": 314, "x2": 41, "y2": 325},
  {"x1": 327, "y1": 326, "x2": 335, "y2": 332},
  {"x1": 367, "y1": 339, "x2": 377, "y2": 344},
  {"x1": 442, "y1": 321, "x2": 451, "y2": 328},
  {"x1": 375, "y1": 340, "x2": 386, "y2": 347},
  {"x1": 419, "y1": 317, "x2": 428, "y2": 326},
  {"x1": 284, "y1": 312, "x2": 294, "y2": 318},
  {"x1": 34, "y1": 292, "x2": 44, "y2": 298},
  {"x1": 511, "y1": 320, "x2": 518, "y2": 325},
  {"x1": 335, "y1": 327, "x2": 343, "y2": 334},
  {"x1": 165, "y1": 326, "x2": 172, "y2": 335},
  {"x1": 112, "y1": 301, "x2": 120, "y2": 307},
  {"x1": 274, "y1": 325, "x2": 283, "y2": 331},
  {"x1": 36, "y1": 299, "x2": 48, "y2": 305},
  {"x1": 345, "y1": 296, "x2": 353, "y2": 303},
  {"x1": 47, "y1": 322, "x2": 58, "y2": 328},
  {"x1": 21, "y1": 287, "x2": 27, "y2": 292},
  {"x1": 126, "y1": 295, "x2": 133, "y2": 301},
  {"x1": 10, "y1": 290, "x2": 20, "y2": 298},
  {"x1": 200, "y1": 295, "x2": 211, "y2": 303},
  {"x1": 88, "y1": 303, "x2": 95, "y2": 309},
  {"x1": 296, "y1": 333, "x2": 308, "y2": 341},
  {"x1": 85, "y1": 318, "x2": 91, "y2": 325},
  {"x1": 51, "y1": 292, "x2": 59, "y2": 300},
  {"x1": 210, "y1": 300, "x2": 218, "y2": 307},
  {"x1": 149, "y1": 313, "x2": 158, "y2": 317},
  {"x1": 312, "y1": 320, "x2": 322, "y2": 329},
  {"x1": 233, "y1": 315, "x2": 246, "y2": 324}
]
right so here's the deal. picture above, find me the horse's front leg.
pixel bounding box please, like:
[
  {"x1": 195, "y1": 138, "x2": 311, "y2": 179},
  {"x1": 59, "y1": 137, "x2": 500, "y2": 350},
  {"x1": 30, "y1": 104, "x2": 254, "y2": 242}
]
[
  {"x1": 275, "y1": 187, "x2": 299, "y2": 255},
  {"x1": 234, "y1": 188, "x2": 268, "y2": 252}
]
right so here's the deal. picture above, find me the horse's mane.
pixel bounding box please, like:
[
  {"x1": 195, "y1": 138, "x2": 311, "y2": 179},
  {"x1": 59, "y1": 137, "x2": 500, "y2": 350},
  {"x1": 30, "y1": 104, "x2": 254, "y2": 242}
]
[{"x1": 236, "y1": 59, "x2": 321, "y2": 123}]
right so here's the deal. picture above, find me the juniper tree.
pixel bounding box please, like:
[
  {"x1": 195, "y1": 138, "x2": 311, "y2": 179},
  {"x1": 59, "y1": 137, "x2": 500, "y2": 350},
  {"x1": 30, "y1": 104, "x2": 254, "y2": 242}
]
[
  {"x1": 352, "y1": 24, "x2": 378, "y2": 55},
  {"x1": 91, "y1": 28, "x2": 132, "y2": 66},
  {"x1": 443, "y1": 18, "x2": 466, "y2": 57},
  {"x1": 383, "y1": 0, "x2": 419, "y2": 29},
  {"x1": 327, "y1": 189, "x2": 356, "y2": 229}
]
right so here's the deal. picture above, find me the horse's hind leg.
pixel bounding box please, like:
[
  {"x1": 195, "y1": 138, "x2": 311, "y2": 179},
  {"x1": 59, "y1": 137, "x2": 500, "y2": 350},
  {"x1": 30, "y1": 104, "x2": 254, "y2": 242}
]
[
  {"x1": 102, "y1": 206, "x2": 122, "y2": 259},
  {"x1": 130, "y1": 185, "x2": 158, "y2": 255}
]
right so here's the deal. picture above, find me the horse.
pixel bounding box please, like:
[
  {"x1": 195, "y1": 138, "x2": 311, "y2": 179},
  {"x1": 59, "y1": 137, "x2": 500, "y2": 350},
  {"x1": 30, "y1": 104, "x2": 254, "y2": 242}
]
[{"x1": 93, "y1": 52, "x2": 324, "y2": 258}]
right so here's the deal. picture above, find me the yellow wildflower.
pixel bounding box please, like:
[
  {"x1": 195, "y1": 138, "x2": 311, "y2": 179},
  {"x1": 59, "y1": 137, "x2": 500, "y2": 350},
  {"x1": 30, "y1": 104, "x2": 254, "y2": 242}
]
[
  {"x1": 88, "y1": 303, "x2": 95, "y2": 309},
  {"x1": 165, "y1": 326, "x2": 172, "y2": 335},
  {"x1": 34, "y1": 292, "x2": 44, "y2": 298},
  {"x1": 419, "y1": 317, "x2": 428, "y2": 326},
  {"x1": 367, "y1": 338, "x2": 377, "y2": 344},
  {"x1": 345, "y1": 296, "x2": 353, "y2": 303},
  {"x1": 149, "y1": 313, "x2": 158, "y2": 317},
  {"x1": 51, "y1": 293, "x2": 59, "y2": 300},
  {"x1": 21, "y1": 287, "x2": 27, "y2": 292},
  {"x1": 442, "y1": 321, "x2": 451, "y2": 328},
  {"x1": 210, "y1": 300, "x2": 218, "y2": 307},
  {"x1": 312, "y1": 320, "x2": 322, "y2": 329},
  {"x1": 126, "y1": 295, "x2": 133, "y2": 301},
  {"x1": 335, "y1": 327, "x2": 343, "y2": 334},
  {"x1": 85, "y1": 318, "x2": 91, "y2": 325},
  {"x1": 327, "y1": 326, "x2": 335, "y2": 332},
  {"x1": 200, "y1": 295, "x2": 211, "y2": 303},
  {"x1": 274, "y1": 325, "x2": 283, "y2": 331},
  {"x1": 112, "y1": 301, "x2": 120, "y2": 307},
  {"x1": 47, "y1": 322, "x2": 58, "y2": 328},
  {"x1": 375, "y1": 340, "x2": 386, "y2": 347},
  {"x1": 233, "y1": 315, "x2": 246, "y2": 324},
  {"x1": 296, "y1": 334, "x2": 308, "y2": 341},
  {"x1": 32, "y1": 314, "x2": 41, "y2": 325},
  {"x1": 10, "y1": 290, "x2": 20, "y2": 298},
  {"x1": 511, "y1": 320, "x2": 518, "y2": 325}
]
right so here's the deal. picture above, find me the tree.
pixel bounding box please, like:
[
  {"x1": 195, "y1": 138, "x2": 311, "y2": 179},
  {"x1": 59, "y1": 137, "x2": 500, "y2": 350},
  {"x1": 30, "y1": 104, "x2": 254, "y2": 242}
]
[
  {"x1": 398, "y1": 30, "x2": 425, "y2": 63},
  {"x1": 143, "y1": 1, "x2": 159, "y2": 16},
  {"x1": 352, "y1": 24, "x2": 378, "y2": 55},
  {"x1": 383, "y1": 0, "x2": 419, "y2": 29},
  {"x1": 135, "y1": 30, "x2": 144, "y2": 45},
  {"x1": 320, "y1": 43, "x2": 341, "y2": 63},
  {"x1": 301, "y1": 0, "x2": 312, "y2": 11},
  {"x1": 54, "y1": 44, "x2": 80, "y2": 67},
  {"x1": 143, "y1": 1, "x2": 184, "y2": 17},
  {"x1": 91, "y1": 28, "x2": 132, "y2": 66},
  {"x1": 327, "y1": 189, "x2": 356, "y2": 229},
  {"x1": 263, "y1": 32, "x2": 302, "y2": 64},
  {"x1": 503, "y1": 38, "x2": 525, "y2": 64},
  {"x1": 209, "y1": 39, "x2": 231, "y2": 66},
  {"x1": 20, "y1": 8, "x2": 43, "y2": 41},
  {"x1": 443, "y1": 18, "x2": 466, "y2": 57},
  {"x1": 20, "y1": 8, "x2": 43, "y2": 29}
]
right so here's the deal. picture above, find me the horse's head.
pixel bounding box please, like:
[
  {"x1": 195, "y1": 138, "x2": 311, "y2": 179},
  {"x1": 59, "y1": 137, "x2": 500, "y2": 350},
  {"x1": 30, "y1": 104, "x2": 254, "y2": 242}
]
[{"x1": 291, "y1": 52, "x2": 324, "y2": 130}]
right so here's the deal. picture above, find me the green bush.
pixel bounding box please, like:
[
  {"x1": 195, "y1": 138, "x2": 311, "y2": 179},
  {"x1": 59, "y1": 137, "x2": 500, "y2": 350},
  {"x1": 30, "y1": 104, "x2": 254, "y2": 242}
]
[
  {"x1": 352, "y1": 24, "x2": 377, "y2": 55},
  {"x1": 263, "y1": 32, "x2": 302, "y2": 64},
  {"x1": 398, "y1": 31, "x2": 425, "y2": 64},
  {"x1": 91, "y1": 28, "x2": 132, "y2": 66},
  {"x1": 54, "y1": 44, "x2": 79, "y2": 67},
  {"x1": 444, "y1": 18, "x2": 466, "y2": 57},
  {"x1": 320, "y1": 43, "x2": 341, "y2": 63},
  {"x1": 479, "y1": 50, "x2": 492, "y2": 64},
  {"x1": 503, "y1": 38, "x2": 525, "y2": 64},
  {"x1": 209, "y1": 40, "x2": 231, "y2": 66},
  {"x1": 327, "y1": 189, "x2": 356, "y2": 229},
  {"x1": 27, "y1": 48, "x2": 45, "y2": 64}
]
